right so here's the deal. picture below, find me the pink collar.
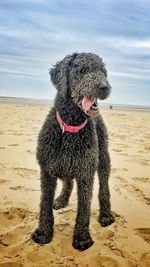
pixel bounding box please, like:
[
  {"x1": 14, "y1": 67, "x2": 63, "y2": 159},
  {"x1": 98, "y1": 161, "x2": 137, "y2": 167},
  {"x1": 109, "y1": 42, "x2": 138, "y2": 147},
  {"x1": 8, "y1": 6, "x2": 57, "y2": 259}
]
[{"x1": 56, "y1": 111, "x2": 87, "y2": 133}]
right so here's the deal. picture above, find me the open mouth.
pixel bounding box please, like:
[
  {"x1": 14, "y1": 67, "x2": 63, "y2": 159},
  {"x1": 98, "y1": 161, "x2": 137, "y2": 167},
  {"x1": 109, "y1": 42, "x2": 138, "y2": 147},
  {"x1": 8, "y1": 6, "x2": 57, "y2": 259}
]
[
  {"x1": 91, "y1": 101, "x2": 98, "y2": 110},
  {"x1": 81, "y1": 96, "x2": 98, "y2": 113}
]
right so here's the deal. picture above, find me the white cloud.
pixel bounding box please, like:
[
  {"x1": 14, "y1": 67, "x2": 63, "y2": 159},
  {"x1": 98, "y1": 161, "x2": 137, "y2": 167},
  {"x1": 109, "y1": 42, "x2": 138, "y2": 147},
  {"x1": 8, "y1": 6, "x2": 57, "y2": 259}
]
[
  {"x1": 110, "y1": 71, "x2": 150, "y2": 80},
  {"x1": 0, "y1": 68, "x2": 47, "y2": 80},
  {"x1": 133, "y1": 40, "x2": 150, "y2": 48},
  {"x1": 0, "y1": 29, "x2": 31, "y2": 38}
]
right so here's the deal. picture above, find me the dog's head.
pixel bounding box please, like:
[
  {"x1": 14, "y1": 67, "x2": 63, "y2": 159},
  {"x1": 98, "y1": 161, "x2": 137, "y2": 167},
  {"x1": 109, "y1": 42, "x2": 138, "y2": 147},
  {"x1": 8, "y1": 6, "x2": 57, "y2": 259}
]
[{"x1": 50, "y1": 52, "x2": 111, "y2": 117}]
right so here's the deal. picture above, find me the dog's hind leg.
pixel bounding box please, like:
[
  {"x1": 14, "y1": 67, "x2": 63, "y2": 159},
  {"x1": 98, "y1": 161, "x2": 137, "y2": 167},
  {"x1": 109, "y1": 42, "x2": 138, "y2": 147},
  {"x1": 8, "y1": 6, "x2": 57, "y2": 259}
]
[
  {"x1": 53, "y1": 179, "x2": 73, "y2": 210},
  {"x1": 31, "y1": 168, "x2": 57, "y2": 244}
]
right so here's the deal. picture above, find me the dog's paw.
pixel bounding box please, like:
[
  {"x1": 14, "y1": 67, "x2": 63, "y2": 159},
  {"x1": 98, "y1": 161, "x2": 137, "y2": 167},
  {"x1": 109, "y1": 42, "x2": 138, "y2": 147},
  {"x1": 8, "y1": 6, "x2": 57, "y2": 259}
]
[
  {"x1": 31, "y1": 228, "x2": 53, "y2": 245},
  {"x1": 99, "y1": 213, "x2": 115, "y2": 227},
  {"x1": 53, "y1": 198, "x2": 68, "y2": 210},
  {"x1": 73, "y1": 231, "x2": 94, "y2": 251}
]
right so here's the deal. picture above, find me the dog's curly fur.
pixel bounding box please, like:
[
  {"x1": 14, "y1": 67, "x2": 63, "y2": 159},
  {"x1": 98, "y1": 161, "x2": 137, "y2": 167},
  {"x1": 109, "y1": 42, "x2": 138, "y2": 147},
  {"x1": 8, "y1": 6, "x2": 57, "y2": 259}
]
[{"x1": 31, "y1": 52, "x2": 115, "y2": 251}]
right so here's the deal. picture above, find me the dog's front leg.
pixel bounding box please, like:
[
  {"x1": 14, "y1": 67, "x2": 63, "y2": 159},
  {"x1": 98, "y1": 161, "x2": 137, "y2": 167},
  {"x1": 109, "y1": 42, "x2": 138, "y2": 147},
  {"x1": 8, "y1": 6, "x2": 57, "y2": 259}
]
[
  {"x1": 98, "y1": 150, "x2": 115, "y2": 227},
  {"x1": 95, "y1": 117, "x2": 115, "y2": 227},
  {"x1": 73, "y1": 176, "x2": 94, "y2": 251},
  {"x1": 31, "y1": 168, "x2": 57, "y2": 244}
]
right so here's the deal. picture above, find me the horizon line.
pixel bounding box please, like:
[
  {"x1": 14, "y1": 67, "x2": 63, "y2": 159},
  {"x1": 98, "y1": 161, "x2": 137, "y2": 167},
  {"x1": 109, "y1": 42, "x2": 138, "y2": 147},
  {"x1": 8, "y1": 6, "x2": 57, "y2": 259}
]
[{"x1": 0, "y1": 95, "x2": 150, "y2": 109}]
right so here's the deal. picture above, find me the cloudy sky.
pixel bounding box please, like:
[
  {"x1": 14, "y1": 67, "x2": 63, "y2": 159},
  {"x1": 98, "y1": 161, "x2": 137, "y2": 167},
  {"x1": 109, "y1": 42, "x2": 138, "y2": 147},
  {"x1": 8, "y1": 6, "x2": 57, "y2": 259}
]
[{"x1": 0, "y1": 0, "x2": 150, "y2": 105}]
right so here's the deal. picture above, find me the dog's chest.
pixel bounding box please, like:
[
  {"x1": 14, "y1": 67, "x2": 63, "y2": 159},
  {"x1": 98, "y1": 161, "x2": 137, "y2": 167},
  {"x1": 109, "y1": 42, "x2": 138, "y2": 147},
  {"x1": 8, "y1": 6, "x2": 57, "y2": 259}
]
[
  {"x1": 37, "y1": 119, "x2": 99, "y2": 177},
  {"x1": 54, "y1": 130, "x2": 99, "y2": 177}
]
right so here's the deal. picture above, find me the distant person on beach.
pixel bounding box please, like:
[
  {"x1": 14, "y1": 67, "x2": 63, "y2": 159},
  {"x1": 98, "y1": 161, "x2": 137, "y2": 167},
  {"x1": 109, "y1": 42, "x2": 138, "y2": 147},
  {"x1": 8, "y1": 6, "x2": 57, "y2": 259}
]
[{"x1": 110, "y1": 105, "x2": 113, "y2": 110}]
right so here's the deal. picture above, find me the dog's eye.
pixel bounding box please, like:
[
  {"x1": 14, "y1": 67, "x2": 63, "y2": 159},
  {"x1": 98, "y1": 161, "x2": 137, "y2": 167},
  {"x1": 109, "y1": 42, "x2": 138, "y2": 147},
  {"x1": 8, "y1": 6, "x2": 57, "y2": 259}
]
[{"x1": 73, "y1": 64, "x2": 88, "y2": 74}]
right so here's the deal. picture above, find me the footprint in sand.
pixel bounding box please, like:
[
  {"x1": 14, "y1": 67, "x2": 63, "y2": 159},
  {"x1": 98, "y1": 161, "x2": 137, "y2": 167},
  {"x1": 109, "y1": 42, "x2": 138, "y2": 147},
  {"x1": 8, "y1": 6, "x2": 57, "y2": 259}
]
[
  {"x1": 93, "y1": 226, "x2": 115, "y2": 240},
  {"x1": 0, "y1": 207, "x2": 35, "y2": 228},
  {"x1": 9, "y1": 185, "x2": 24, "y2": 190},
  {"x1": 12, "y1": 132, "x2": 22, "y2": 136},
  {"x1": 144, "y1": 133, "x2": 150, "y2": 139},
  {"x1": 8, "y1": 144, "x2": 19, "y2": 147},
  {"x1": 111, "y1": 168, "x2": 128, "y2": 174},
  {"x1": 0, "y1": 207, "x2": 35, "y2": 247},
  {"x1": 0, "y1": 163, "x2": 6, "y2": 169},
  {"x1": 27, "y1": 149, "x2": 35, "y2": 154},
  {"x1": 113, "y1": 212, "x2": 128, "y2": 226},
  {"x1": 0, "y1": 146, "x2": 6, "y2": 149},
  {"x1": 0, "y1": 179, "x2": 10, "y2": 185},
  {"x1": 112, "y1": 149, "x2": 122, "y2": 153},
  {"x1": 127, "y1": 158, "x2": 149, "y2": 166},
  {"x1": 114, "y1": 176, "x2": 150, "y2": 205},
  {"x1": 13, "y1": 167, "x2": 38, "y2": 179},
  {"x1": 132, "y1": 177, "x2": 150, "y2": 183},
  {"x1": 144, "y1": 145, "x2": 150, "y2": 151},
  {"x1": 135, "y1": 228, "x2": 150, "y2": 244},
  {"x1": 138, "y1": 159, "x2": 150, "y2": 166},
  {"x1": 9, "y1": 185, "x2": 39, "y2": 192}
]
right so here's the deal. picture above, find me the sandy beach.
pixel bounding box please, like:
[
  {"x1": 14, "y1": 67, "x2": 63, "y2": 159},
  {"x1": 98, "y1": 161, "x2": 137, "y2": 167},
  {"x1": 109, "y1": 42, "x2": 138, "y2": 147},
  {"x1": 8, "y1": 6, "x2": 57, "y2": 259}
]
[{"x1": 0, "y1": 101, "x2": 150, "y2": 267}]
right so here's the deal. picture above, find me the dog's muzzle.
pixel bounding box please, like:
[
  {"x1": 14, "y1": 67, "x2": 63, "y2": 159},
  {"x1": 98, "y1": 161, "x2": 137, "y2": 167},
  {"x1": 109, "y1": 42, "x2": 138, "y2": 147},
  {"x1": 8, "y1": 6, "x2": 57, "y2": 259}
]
[
  {"x1": 81, "y1": 96, "x2": 98, "y2": 112},
  {"x1": 81, "y1": 83, "x2": 111, "y2": 113},
  {"x1": 94, "y1": 83, "x2": 111, "y2": 100}
]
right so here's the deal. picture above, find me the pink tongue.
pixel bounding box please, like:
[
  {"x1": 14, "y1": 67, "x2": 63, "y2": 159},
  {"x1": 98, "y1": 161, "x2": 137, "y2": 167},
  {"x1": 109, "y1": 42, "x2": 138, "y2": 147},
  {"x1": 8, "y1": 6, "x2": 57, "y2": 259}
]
[{"x1": 82, "y1": 96, "x2": 95, "y2": 112}]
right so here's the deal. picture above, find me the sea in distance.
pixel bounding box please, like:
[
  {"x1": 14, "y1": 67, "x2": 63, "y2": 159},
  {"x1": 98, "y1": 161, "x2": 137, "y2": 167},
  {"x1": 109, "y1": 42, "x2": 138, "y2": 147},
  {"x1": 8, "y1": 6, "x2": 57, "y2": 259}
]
[{"x1": 0, "y1": 96, "x2": 150, "y2": 112}]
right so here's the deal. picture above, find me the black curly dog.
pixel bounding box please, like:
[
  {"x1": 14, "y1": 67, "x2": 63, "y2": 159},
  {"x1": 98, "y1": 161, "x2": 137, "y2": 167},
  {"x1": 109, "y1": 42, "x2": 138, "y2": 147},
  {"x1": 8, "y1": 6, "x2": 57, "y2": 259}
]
[{"x1": 32, "y1": 52, "x2": 115, "y2": 251}]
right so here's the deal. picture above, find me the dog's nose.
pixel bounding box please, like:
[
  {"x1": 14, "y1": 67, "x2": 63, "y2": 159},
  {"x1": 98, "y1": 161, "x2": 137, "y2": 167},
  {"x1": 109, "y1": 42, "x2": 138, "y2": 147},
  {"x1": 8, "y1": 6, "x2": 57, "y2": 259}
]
[
  {"x1": 97, "y1": 83, "x2": 109, "y2": 91},
  {"x1": 99, "y1": 85, "x2": 109, "y2": 91},
  {"x1": 94, "y1": 83, "x2": 111, "y2": 100},
  {"x1": 94, "y1": 84, "x2": 109, "y2": 95}
]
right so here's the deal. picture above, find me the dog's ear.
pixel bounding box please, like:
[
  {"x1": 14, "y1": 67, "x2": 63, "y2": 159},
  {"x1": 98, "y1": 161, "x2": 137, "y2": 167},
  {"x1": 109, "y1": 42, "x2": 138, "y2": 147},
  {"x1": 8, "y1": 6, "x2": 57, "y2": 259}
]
[{"x1": 49, "y1": 53, "x2": 78, "y2": 97}]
